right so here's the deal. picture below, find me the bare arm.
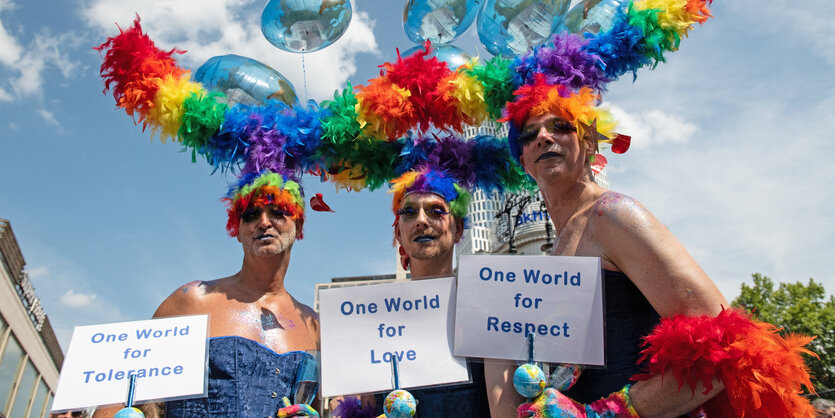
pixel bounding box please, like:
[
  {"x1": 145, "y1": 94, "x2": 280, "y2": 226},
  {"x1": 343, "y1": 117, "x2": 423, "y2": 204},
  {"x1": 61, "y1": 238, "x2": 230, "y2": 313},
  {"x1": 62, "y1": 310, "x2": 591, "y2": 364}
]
[
  {"x1": 593, "y1": 193, "x2": 727, "y2": 317},
  {"x1": 485, "y1": 360, "x2": 525, "y2": 417},
  {"x1": 592, "y1": 194, "x2": 727, "y2": 416}
]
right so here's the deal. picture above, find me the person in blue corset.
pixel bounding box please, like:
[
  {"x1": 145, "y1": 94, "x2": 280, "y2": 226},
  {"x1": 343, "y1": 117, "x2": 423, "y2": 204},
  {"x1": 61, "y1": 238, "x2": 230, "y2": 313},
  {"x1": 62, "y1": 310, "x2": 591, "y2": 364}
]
[{"x1": 95, "y1": 171, "x2": 320, "y2": 418}]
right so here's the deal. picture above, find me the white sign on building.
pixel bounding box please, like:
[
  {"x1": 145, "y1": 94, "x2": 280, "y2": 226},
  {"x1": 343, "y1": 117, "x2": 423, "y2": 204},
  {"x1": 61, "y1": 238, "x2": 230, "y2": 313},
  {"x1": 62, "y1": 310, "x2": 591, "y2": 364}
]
[
  {"x1": 318, "y1": 277, "x2": 469, "y2": 397},
  {"x1": 52, "y1": 315, "x2": 209, "y2": 412},
  {"x1": 454, "y1": 255, "x2": 604, "y2": 365}
]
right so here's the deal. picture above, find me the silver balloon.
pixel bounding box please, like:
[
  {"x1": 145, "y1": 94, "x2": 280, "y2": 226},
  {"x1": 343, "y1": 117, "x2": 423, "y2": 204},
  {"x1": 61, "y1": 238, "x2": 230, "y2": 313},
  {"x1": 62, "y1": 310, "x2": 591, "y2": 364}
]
[
  {"x1": 477, "y1": 0, "x2": 571, "y2": 57},
  {"x1": 555, "y1": 0, "x2": 629, "y2": 35},
  {"x1": 403, "y1": 0, "x2": 482, "y2": 45},
  {"x1": 401, "y1": 44, "x2": 473, "y2": 70},
  {"x1": 261, "y1": 0, "x2": 353, "y2": 53},
  {"x1": 192, "y1": 54, "x2": 298, "y2": 106}
]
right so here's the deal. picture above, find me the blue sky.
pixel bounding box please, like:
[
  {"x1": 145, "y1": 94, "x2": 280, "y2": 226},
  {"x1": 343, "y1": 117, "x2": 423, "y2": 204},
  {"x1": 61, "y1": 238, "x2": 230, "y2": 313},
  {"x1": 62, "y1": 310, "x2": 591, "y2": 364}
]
[{"x1": 1, "y1": 0, "x2": 833, "y2": 350}]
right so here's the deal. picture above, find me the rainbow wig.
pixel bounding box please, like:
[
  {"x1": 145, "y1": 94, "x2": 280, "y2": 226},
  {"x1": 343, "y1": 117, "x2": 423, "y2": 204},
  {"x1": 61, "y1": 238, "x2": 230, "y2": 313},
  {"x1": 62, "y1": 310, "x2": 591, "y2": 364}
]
[
  {"x1": 502, "y1": 74, "x2": 618, "y2": 164},
  {"x1": 390, "y1": 167, "x2": 471, "y2": 226},
  {"x1": 224, "y1": 170, "x2": 305, "y2": 237}
]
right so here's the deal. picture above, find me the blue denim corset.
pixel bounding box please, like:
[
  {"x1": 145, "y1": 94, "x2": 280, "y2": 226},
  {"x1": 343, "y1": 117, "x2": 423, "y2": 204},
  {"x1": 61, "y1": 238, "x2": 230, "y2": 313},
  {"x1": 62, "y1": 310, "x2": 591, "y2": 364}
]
[
  {"x1": 562, "y1": 270, "x2": 661, "y2": 403},
  {"x1": 165, "y1": 336, "x2": 315, "y2": 418}
]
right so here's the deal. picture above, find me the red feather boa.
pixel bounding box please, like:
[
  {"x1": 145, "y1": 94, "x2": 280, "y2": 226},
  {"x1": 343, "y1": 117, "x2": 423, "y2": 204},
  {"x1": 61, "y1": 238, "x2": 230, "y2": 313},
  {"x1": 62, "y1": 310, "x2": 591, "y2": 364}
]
[{"x1": 634, "y1": 309, "x2": 817, "y2": 417}]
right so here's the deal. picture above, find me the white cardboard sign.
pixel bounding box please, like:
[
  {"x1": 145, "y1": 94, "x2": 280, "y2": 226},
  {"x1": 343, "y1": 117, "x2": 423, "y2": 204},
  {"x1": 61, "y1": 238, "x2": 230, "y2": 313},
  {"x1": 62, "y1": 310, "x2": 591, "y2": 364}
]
[
  {"x1": 454, "y1": 255, "x2": 604, "y2": 365},
  {"x1": 319, "y1": 277, "x2": 469, "y2": 397},
  {"x1": 52, "y1": 315, "x2": 209, "y2": 412}
]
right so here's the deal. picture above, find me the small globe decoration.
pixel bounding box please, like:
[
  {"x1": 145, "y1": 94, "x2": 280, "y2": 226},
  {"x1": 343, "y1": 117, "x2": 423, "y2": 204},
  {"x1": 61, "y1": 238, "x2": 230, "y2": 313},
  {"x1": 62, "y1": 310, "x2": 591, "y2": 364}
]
[
  {"x1": 513, "y1": 363, "x2": 546, "y2": 398},
  {"x1": 114, "y1": 407, "x2": 144, "y2": 418},
  {"x1": 383, "y1": 389, "x2": 417, "y2": 418}
]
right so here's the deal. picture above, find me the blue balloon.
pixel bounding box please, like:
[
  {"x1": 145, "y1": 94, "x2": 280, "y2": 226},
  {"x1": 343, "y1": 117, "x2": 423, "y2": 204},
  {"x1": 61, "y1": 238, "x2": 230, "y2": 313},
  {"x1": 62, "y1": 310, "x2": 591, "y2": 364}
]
[
  {"x1": 261, "y1": 0, "x2": 352, "y2": 53},
  {"x1": 477, "y1": 0, "x2": 571, "y2": 57},
  {"x1": 403, "y1": 0, "x2": 482, "y2": 45},
  {"x1": 555, "y1": 0, "x2": 629, "y2": 35},
  {"x1": 401, "y1": 44, "x2": 473, "y2": 70},
  {"x1": 192, "y1": 54, "x2": 299, "y2": 106}
]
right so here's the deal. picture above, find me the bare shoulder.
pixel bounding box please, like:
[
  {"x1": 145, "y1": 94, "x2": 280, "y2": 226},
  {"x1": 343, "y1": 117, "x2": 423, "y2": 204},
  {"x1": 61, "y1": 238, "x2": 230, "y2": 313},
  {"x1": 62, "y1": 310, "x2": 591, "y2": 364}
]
[
  {"x1": 589, "y1": 191, "x2": 659, "y2": 232},
  {"x1": 294, "y1": 298, "x2": 319, "y2": 330},
  {"x1": 153, "y1": 280, "x2": 218, "y2": 318}
]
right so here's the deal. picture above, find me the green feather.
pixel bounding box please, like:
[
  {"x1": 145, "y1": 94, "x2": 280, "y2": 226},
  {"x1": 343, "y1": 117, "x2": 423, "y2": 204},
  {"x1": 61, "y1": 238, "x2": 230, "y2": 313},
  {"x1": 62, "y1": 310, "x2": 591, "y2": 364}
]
[
  {"x1": 467, "y1": 57, "x2": 515, "y2": 120},
  {"x1": 179, "y1": 91, "x2": 227, "y2": 162}
]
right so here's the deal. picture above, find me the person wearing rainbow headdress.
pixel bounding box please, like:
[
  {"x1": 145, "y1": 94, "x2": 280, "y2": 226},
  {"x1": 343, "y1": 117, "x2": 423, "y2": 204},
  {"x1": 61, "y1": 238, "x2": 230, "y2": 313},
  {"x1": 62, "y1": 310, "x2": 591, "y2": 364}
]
[
  {"x1": 94, "y1": 171, "x2": 320, "y2": 418},
  {"x1": 155, "y1": 171, "x2": 319, "y2": 417},
  {"x1": 482, "y1": 51, "x2": 818, "y2": 418},
  {"x1": 333, "y1": 167, "x2": 492, "y2": 418}
]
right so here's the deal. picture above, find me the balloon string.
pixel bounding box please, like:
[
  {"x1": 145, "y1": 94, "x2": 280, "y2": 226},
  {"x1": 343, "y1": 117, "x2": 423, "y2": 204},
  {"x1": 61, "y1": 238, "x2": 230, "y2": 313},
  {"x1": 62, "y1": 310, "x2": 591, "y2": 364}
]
[{"x1": 302, "y1": 51, "x2": 309, "y2": 102}]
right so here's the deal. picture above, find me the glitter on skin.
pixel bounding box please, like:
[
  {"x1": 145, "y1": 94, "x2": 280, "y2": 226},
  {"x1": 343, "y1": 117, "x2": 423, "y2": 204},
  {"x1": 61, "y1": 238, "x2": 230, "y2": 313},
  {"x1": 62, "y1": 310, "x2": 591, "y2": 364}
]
[
  {"x1": 229, "y1": 306, "x2": 296, "y2": 353},
  {"x1": 594, "y1": 191, "x2": 639, "y2": 218},
  {"x1": 179, "y1": 280, "x2": 206, "y2": 293}
]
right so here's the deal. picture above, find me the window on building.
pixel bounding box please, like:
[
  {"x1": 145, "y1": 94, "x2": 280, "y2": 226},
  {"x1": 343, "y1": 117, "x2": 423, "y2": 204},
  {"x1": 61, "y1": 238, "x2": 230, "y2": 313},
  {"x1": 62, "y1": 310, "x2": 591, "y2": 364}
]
[
  {"x1": 0, "y1": 334, "x2": 24, "y2": 413},
  {"x1": 30, "y1": 378, "x2": 48, "y2": 418},
  {"x1": 9, "y1": 359, "x2": 37, "y2": 417}
]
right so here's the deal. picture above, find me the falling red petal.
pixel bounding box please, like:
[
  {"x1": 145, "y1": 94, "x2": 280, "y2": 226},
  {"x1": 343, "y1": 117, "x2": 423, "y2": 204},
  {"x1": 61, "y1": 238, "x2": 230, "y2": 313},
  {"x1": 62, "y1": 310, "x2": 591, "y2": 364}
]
[
  {"x1": 591, "y1": 153, "x2": 608, "y2": 173},
  {"x1": 612, "y1": 134, "x2": 631, "y2": 154},
  {"x1": 310, "y1": 193, "x2": 335, "y2": 212}
]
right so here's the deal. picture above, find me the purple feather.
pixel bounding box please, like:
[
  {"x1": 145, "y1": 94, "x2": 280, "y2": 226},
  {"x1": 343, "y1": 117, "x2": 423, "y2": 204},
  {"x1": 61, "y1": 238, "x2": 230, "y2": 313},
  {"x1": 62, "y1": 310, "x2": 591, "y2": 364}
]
[
  {"x1": 538, "y1": 33, "x2": 611, "y2": 92},
  {"x1": 331, "y1": 397, "x2": 378, "y2": 418},
  {"x1": 425, "y1": 134, "x2": 476, "y2": 189}
]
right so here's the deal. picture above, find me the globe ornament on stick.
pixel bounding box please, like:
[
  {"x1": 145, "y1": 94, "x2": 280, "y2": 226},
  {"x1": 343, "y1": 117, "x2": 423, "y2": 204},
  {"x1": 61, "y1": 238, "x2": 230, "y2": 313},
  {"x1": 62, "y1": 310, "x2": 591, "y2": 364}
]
[
  {"x1": 381, "y1": 389, "x2": 417, "y2": 418},
  {"x1": 513, "y1": 362, "x2": 547, "y2": 398},
  {"x1": 261, "y1": 0, "x2": 353, "y2": 53},
  {"x1": 114, "y1": 407, "x2": 144, "y2": 418}
]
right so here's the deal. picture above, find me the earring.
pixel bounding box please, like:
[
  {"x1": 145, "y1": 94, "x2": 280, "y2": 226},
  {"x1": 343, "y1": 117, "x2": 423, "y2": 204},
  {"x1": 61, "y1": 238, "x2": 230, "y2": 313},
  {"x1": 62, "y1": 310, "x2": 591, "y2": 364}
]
[{"x1": 398, "y1": 246, "x2": 410, "y2": 270}]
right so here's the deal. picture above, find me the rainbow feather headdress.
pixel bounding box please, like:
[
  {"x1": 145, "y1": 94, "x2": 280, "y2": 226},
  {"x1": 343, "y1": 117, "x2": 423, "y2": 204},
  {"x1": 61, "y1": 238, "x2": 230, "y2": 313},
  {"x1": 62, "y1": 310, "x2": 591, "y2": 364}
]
[
  {"x1": 96, "y1": 0, "x2": 716, "y2": 229},
  {"x1": 502, "y1": 0, "x2": 715, "y2": 163}
]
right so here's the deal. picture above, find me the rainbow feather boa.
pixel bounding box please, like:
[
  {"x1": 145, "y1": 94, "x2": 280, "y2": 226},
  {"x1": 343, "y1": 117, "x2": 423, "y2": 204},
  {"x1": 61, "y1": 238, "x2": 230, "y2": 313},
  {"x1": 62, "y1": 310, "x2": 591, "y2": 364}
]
[{"x1": 636, "y1": 308, "x2": 817, "y2": 417}]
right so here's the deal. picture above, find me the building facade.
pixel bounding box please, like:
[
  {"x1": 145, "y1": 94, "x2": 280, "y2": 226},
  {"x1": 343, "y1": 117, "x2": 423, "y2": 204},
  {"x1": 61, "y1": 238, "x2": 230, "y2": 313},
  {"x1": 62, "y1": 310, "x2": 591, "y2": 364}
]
[{"x1": 0, "y1": 219, "x2": 63, "y2": 418}]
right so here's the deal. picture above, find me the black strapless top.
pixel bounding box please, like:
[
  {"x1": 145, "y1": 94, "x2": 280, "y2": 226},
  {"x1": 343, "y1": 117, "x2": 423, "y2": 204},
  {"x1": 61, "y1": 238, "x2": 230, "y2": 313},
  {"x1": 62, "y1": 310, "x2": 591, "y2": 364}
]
[{"x1": 562, "y1": 269, "x2": 661, "y2": 403}]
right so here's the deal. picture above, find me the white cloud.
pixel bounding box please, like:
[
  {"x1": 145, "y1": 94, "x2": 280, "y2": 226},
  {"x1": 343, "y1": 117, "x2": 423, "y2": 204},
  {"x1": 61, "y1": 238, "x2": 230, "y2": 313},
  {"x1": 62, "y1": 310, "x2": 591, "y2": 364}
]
[
  {"x1": 745, "y1": 0, "x2": 835, "y2": 67},
  {"x1": 0, "y1": 8, "x2": 22, "y2": 66},
  {"x1": 610, "y1": 85, "x2": 835, "y2": 300},
  {"x1": 608, "y1": 105, "x2": 697, "y2": 150},
  {"x1": 82, "y1": 0, "x2": 379, "y2": 101},
  {"x1": 8, "y1": 121, "x2": 18, "y2": 130},
  {"x1": 26, "y1": 265, "x2": 49, "y2": 279},
  {"x1": 60, "y1": 289, "x2": 98, "y2": 307},
  {"x1": 0, "y1": 5, "x2": 81, "y2": 102},
  {"x1": 9, "y1": 30, "x2": 81, "y2": 99},
  {"x1": 36, "y1": 108, "x2": 60, "y2": 128}
]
